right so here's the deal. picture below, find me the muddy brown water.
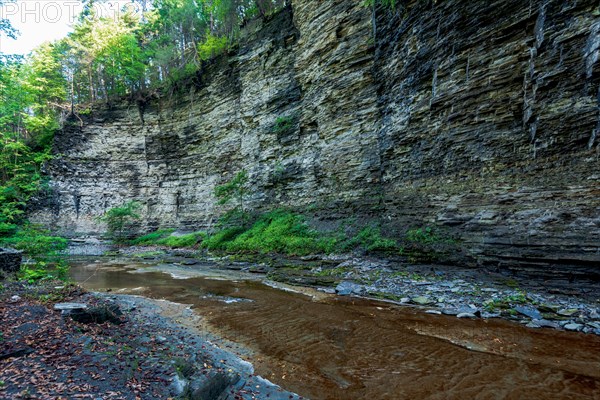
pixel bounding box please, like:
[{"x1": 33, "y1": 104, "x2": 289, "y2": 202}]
[{"x1": 69, "y1": 260, "x2": 600, "y2": 400}]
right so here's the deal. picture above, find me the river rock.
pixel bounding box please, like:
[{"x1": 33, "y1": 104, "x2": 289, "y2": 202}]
[
  {"x1": 535, "y1": 320, "x2": 560, "y2": 329},
  {"x1": 564, "y1": 323, "x2": 583, "y2": 332},
  {"x1": 411, "y1": 296, "x2": 434, "y2": 306},
  {"x1": 457, "y1": 313, "x2": 478, "y2": 319},
  {"x1": 586, "y1": 322, "x2": 600, "y2": 330},
  {"x1": 335, "y1": 281, "x2": 363, "y2": 296},
  {"x1": 69, "y1": 303, "x2": 123, "y2": 324},
  {"x1": 514, "y1": 306, "x2": 543, "y2": 320},
  {"x1": 537, "y1": 304, "x2": 560, "y2": 313},
  {"x1": 54, "y1": 303, "x2": 88, "y2": 313},
  {"x1": 557, "y1": 309, "x2": 580, "y2": 317}
]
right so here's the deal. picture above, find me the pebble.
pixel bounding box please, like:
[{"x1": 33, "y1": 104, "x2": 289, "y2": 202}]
[
  {"x1": 8, "y1": 295, "x2": 21, "y2": 303},
  {"x1": 536, "y1": 319, "x2": 560, "y2": 329},
  {"x1": 54, "y1": 303, "x2": 88, "y2": 311},
  {"x1": 425, "y1": 310, "x2": 442, "y2": 315},
  {"x1": 442, "y1": 309, "x2": 460, "y2": 316},
  {"x1": 411, "y1": 296, "x2": 434, "y2": 305},
  {"x1": 557, "y1": 308, "x2": 579, "y2": 317},
  {"x1": 514, "y1": 306, "x2": 543, "y2": 320},
  {"x1": 564, "y1": 323, "x2": 583, "y2": 331},
  {"x1": 335, "y1": 281, "x2": 363, "y2": 296},
  {"x1": 457, "y1": 313, "x2": 477, "y2": 319},
  {"x1": 586, "y1": 322, "x2": 600, "y2": 330},
  {"x1": 481, "y1": 311, "x2": 501, "y2": 319}
]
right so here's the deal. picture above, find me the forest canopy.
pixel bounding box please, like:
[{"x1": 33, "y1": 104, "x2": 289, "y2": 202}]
[{"x1": 0, "y1": 0, "x2": 287, "y2": 235}]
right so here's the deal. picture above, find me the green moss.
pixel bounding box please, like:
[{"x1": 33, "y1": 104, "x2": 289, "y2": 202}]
[
  {"x1": 131, "y1": 251, "x2": 166, "y2": 258},
  {"x1": 340, "y1": 225, "x2": 400, "y2": 253},
  {"x1": 131, "y1": 229, "x2": 175, "y2": 245},
  {"x1": 314, "y1": 266, "x2": 352, "y2": 277},
  {"x1": 271, "y1": 115, "x2": 297, "y2": 136},
  {"x1": 158, "y1": 232, "x2": 206, "y2": 248},
  {"x1": 130, "y1": 229, "x2": 205, "y2": 248},
  {"x1": 203, "y1": 226, "x2": 246, "y2": 250},
  {"x1": 205, "y1": 210, "x2": 336, "y2": 256},
  {"x1": 406, "y1": 226, "x2": 440, "y2": 244}
]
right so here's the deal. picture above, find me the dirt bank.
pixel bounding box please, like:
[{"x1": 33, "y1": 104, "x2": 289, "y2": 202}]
[{"x1": 0, "y1": 281, "x2": 301, "y2": 400}]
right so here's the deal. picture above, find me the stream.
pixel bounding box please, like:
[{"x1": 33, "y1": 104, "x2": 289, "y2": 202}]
[{"x1": 69, "y1": 258, "x2": 600, "y2": 400}]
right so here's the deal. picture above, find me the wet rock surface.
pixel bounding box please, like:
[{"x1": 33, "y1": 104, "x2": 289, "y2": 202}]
[
  {"x1": 77, "y1": 249, "x2": 600, "y2": 337},
  {"x1": 209, "y1": 252, "x2": 600, "y2": 336}
]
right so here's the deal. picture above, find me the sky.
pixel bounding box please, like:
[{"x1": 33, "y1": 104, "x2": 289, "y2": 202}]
[{"x1": 0, "y1": 0, "x2": 140, "y2": 55}]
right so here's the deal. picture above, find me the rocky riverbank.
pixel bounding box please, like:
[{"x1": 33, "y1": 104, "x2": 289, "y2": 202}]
[
  {"x1": 0, "y1": 281, "x2": 302, "y2": 400},
  {"x1": 68, "y1": 236, "x2": 600, "y2": 337}
]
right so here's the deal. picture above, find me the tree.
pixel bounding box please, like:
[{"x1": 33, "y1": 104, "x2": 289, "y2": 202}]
[
  {"x1": 0, "y1": 0, "x2": 17, "y2": 40},
  {"x1": 215, "y1": 170, "x2": 249, "y2": 212},
  {"x1": 98, "y1": 201, "x2": 142, "y2": 242}
]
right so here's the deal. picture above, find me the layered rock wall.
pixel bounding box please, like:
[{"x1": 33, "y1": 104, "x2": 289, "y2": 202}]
[{"x1": 31, "y1": 0, "x2": 600, "y2": 279}]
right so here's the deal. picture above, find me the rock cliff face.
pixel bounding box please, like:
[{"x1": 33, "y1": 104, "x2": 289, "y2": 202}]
[{"x1": 31, "y1": 0, "x2": 600, "y2": 280}]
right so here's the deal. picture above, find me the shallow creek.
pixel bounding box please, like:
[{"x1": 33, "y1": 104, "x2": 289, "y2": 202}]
[{"x1": 69, "y1": 258, "x2": 600, "y2": 400}]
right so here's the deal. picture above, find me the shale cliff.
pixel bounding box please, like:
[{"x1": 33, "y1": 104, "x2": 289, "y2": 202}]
[{"x1": 32, "y1": 0, "x2": 600, "y2": 280}]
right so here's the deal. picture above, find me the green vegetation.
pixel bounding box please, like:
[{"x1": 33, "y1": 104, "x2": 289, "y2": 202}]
[
  {"x1": 314, "y1": 265, "x2": 352, "y2": 277},
  {"x1": 204, "y1": 210, "x2": 336, "y2": 256},
  {"x1": 405, "y1": 226, "x2": 440, "y2": 244},
  {"x1": 0, "y1": 224, "x2": 69, "y2": 283},
  {"x1": 339, "y1": 225, "x2": 399, "y2": 253},
  {"x1": 198, "y1": 33, "x2": 230, "y2": 61},
  {"x1": 157, "y1": 232, "x2": 206, "y2": 248},
  {"x1": 272, "y1": 115, "x2": 296, "y2": 136},
  {"x1": 130, "y1": 228, "x2": 205, "y2": 248},
  {"x1": 1, "y1": 224, "x2": 68, "y2": 257},
  {"x1": 0, "y1": 48, "x2": 70, "y2": 282},
  {"x1": 97, "y1": 201, "x2": 142, "y2": 242},
  {"x1": 131, "y1": 229, "x2": 176, "y2": 245},
  {"x1": 483, "y1": 291, "x2": 530, "y2": 312},
  {"x1": 0, "y1": 0, "x2": 290, "y2": 106},
  {"x1": 215, "y1": 170, "x2": 249, "y2": 212},
  {"x1": 403, "y1": 226, "x2": 457, "y2": 263}
]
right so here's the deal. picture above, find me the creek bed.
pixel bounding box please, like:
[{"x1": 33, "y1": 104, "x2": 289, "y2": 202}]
[{"x1": 70, "y1": 258, "x2": 600, "y2": 400}]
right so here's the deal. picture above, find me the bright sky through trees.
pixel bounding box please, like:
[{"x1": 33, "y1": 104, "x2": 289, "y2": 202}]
[{"x1": 0, "y1": 0, "x2": 138, "y2": 55}]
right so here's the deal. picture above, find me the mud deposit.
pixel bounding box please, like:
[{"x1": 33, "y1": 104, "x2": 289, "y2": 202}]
[{"x1": 70, "y1": 259, "x2": 600, "y2": 400}]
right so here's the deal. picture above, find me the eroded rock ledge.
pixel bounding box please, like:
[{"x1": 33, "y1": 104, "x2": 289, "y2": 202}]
[{"x1": 31, "y1": 0, "x2": 600, "y2": 281}]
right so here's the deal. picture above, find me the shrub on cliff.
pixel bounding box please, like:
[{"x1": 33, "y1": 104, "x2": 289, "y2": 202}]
[
  {"x1": 203, "y1": 210, "x2": 336, "y2": 256},
  {"x1": 97, "y1": 201, "x2": 141, "y2": 243}
]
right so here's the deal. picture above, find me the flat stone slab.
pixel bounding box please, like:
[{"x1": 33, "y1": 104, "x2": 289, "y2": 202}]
[
  {"x1": 514, "y1": 306, "x2": 543, "y2": 320},
  {"x1": 54, "y1": 303, "x2": 88, "y2": 311},
  {"x1": 335, "y1": 281, "x2": 363, "y2": 296},
  {"x1": 411, "y1": 296, "x2": 434, "y2": 305},
  {"x1": 558, "y1": 308, "x2": 579, "y2": 317}
]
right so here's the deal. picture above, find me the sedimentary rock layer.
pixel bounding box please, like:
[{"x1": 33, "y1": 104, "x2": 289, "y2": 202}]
[{"x1": 31, "y1": 0, "x2": 600, "y2": 280}]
